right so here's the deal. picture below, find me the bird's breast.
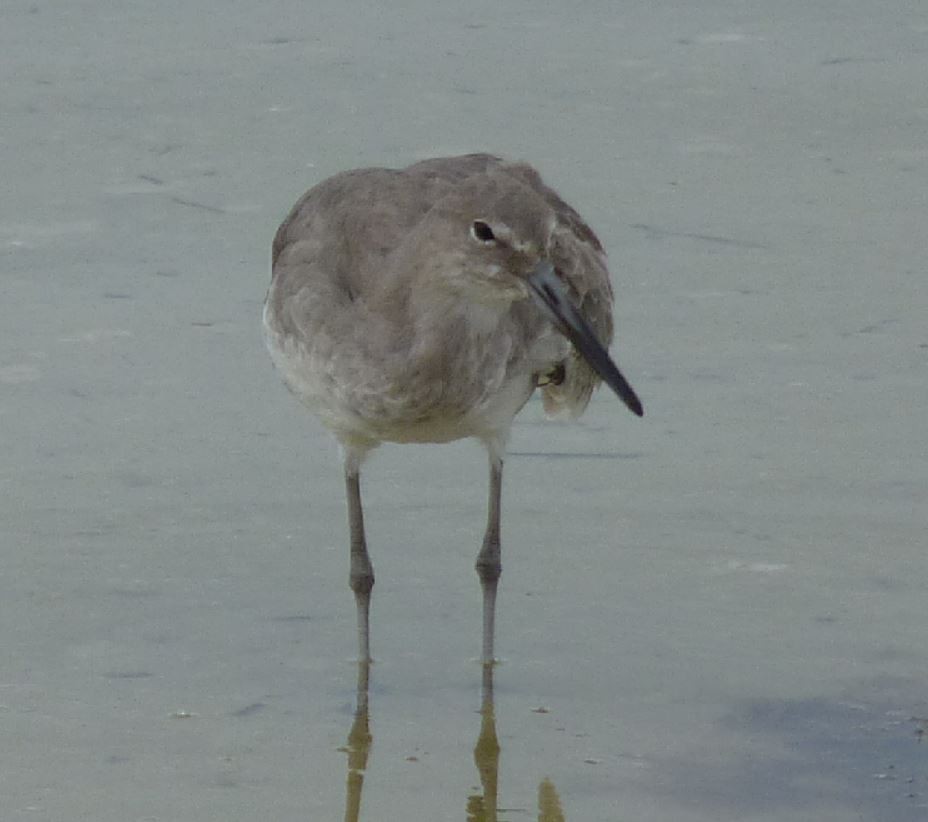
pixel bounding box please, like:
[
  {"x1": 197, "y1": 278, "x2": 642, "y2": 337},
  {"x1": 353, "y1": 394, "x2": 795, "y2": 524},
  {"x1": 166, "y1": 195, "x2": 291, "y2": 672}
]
[{"x1": 265, "y1": 287, "x2": 564, "y2": 446}]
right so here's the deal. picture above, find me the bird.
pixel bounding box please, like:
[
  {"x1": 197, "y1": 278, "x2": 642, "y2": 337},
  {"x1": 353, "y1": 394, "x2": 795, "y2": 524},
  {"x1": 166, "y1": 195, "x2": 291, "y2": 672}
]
[{"x1": 263, "y1": 153, "x2": 643, "y2": 665}]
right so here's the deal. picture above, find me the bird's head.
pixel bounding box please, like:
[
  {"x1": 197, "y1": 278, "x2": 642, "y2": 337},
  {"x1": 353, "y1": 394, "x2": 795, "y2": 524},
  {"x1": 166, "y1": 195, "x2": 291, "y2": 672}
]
[
  {"x1": 406, "y1": 169, "x2": 643, "y2": 417},
  {"x1": 417, "y1": 172, "x2": 558, "y2": 305}
]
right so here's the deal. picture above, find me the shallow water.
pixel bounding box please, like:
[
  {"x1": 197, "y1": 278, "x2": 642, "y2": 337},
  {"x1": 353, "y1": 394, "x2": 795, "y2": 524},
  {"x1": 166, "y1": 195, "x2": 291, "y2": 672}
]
[{"x1": 3, "y1": 1, "x2": 927, "y2": 820}]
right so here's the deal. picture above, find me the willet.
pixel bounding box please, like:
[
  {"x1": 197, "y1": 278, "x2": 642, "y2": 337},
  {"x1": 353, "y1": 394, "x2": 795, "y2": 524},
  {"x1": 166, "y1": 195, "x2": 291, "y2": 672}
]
[{"x1": 263, "y1": 153, "x2": 643, "y2": 664}]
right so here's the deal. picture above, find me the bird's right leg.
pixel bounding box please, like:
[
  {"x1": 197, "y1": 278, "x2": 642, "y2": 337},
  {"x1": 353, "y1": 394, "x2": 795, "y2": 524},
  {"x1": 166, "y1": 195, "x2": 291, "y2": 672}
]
[
  {"x1": 344, "y1": 449, "x2": 374, "y2": 663},
  {"x1": 475, "y1": 454, "x2": 503, "y2": 665}
]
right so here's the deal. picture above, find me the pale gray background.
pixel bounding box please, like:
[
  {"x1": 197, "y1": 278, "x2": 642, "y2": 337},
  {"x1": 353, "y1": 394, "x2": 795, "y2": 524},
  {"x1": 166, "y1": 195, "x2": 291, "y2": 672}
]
[{"x1": 2, "y1": 1, "x2": 927, "y2": 820}]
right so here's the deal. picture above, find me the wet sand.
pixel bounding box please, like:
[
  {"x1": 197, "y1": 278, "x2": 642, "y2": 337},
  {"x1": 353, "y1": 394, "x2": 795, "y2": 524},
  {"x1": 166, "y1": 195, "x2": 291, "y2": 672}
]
[{"x1": 3, "y1": 2, "x2": 927, "y2": 819}]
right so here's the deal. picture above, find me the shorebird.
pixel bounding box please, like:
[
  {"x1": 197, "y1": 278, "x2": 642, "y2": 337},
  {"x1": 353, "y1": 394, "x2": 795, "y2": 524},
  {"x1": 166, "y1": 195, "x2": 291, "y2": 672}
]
[{"x1": 263, "y1": 153, "x2": 643, "y2": 664}]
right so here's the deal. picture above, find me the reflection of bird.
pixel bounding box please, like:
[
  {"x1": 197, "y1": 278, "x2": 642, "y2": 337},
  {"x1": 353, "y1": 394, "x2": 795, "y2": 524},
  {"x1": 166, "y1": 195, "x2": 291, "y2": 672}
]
[
  {"x1": 469, "y1": 663, "x2": 567, "y2": 822},
  {"x1": 469, "y1": 665, "x2": 501, "y2": 822},
  {"x1": 538, "y1": 778, "x2": 566, "y2": 822},
  {"x1": 341, "y1": 662, "x2": 372, "y2": 822},
  {"x1": 340, "y1": 659, "x2": 567, "y2": 821},
  {"x1": 264, "y1": 154, "x2": 643, "y2": 663}
]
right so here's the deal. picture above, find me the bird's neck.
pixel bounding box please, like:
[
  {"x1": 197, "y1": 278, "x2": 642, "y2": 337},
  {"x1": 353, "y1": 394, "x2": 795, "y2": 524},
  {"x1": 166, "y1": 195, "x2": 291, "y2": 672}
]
[{"x1": 364, "y1": 280, "x2": 510, "y2": 397}]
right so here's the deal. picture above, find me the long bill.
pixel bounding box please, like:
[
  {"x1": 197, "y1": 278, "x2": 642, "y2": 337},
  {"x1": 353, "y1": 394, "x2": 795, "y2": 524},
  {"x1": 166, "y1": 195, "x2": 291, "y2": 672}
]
[{"x1": 526, "y1": 260, "x2": 644, "y2": 417}]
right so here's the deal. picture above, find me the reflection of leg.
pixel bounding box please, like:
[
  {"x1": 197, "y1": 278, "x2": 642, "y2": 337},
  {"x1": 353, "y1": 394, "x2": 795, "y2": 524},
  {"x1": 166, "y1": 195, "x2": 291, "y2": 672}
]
[
  {"x1": 343, "y1": 660, "x2": 372, "y2": 822},
  {"x1": 470, "y1": 662, "x2": 500, "y2": 821},
  {"x1": 345, "y1": 451, "x2": 374, "y2": 663},
  {"x1": 538, "y1": 778, "x2": 565, "y2": 822},
  {"x1": 471, "y1": 667, "x2": 566, "y2": 822},
  {"x1": 475, "y1": 456, "x2": 503, "y2": 664}
]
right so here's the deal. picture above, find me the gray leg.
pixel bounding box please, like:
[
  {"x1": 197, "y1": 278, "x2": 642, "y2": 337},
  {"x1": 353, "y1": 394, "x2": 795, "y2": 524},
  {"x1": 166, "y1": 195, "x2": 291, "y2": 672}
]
[
  {"x1": 345, "y1": 458, "x2": 374, "y2": 663},
  {"x1": 475, "y1": 456, "x2": 503, "y2": 664}
]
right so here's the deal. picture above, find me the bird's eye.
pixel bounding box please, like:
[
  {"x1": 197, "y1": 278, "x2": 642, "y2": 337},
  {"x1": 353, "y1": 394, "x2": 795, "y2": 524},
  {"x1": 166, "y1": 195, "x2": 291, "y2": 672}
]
[{"x1": 470, "y1": 220, "x2": 496, "y2": 244}]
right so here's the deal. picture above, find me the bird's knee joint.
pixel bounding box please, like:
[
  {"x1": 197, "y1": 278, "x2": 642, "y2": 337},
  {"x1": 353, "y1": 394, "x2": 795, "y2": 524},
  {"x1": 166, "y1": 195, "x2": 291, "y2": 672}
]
[
  {"x1": 350, "y1": 573, "x2": 375, "y2": 596},
  {"x1": 475, "y1": 558, "x2": 502, "y2": 584}
]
